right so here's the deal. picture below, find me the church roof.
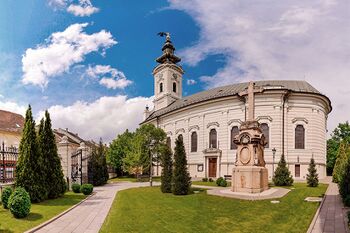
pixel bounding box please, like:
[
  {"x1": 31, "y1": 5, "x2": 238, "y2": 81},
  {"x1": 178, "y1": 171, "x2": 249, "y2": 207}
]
[
  {"x1": 143, "y1": 80, "x2": 331, "y2": 122},
  {"x1": 0, "y1": 110, "x2": 24, "y2": 133}
]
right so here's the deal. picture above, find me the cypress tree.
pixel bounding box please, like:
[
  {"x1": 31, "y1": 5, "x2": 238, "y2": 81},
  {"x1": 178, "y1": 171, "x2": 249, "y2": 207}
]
[
  {"x1": 172, "y1": 136, "x2": 191, "y2": 195},
  {"x1": 15, "y1": 105, "x2": 47, "y2": 202},
  {"x1": 338, "y1": 155, "x2": 350, "y2": 206},
  {"x1": 90, "y1": 139, "x2": 109, "y2": 186},
  {"x1": 273, "y1": 154, "x2": 294, "y2": 186},
  {"x1": 160, "y1": 145, "x2": 172, "y2": 193},
  {"x1": 333, "y1": 142, "x2": 348, "y2": 183},
  {"x1": 39, "y1": 111, "x2": 66, "y2": 198},
  {"x1": 307, "y1": 157, "x2": 319, "y2": 187}
]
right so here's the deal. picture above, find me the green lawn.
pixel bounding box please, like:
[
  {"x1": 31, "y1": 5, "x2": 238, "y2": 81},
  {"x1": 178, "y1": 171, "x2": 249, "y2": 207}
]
[
  {"x1": 0, "y1": 192, "x2": 85, "y2": 233},
  {"x1": 100, "y1": 183, "x2": 327, "y2": 233}
]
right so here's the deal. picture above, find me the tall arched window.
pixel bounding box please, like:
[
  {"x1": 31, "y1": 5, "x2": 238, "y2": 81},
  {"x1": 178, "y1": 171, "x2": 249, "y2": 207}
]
[
  {"x1": 260, "y1": 123, "x2": 269, "y2": 148},
  {"x1": 173, "y1": 82, "x2": 177, "y2": 93},
  {"x1": 159, "y1": 83, "x2": 163, "y2": 93},
  {"x1": 295, "y1": 125, "x2": 305, "y2": 149},
  {"x1": 191, "y1": 132, "x2": 198, "y2": 152},
  {"x1": 166, "y1": 137, "x2": 171, "y2": 149},
  {"x1": 230, "y1": 126, "x2": 239, "y2": 150},
  {"x1": 178, "y1": 134, "x2": 183, "y2": 141},
  {"x1": 209, "y1": 129, "x2": 217, "y2": 149}
]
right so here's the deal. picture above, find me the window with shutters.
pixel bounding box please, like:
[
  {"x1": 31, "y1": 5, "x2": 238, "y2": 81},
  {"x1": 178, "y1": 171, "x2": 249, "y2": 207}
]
[
  {"x1": 191, "y1": 132, "x2": 198, "y2": 152},
  {"x1": 230, "y1": 126, "x2": 239, "y2": 150},
  {"x1": 209, "y1": 129, "x2": 217, "y2": 149},
  {"x1": 295, "y1": 125, "x2": 305, "y2": 149},
  {"x1": 260, "y1": 123, "x2": 269, "y2": 148}
]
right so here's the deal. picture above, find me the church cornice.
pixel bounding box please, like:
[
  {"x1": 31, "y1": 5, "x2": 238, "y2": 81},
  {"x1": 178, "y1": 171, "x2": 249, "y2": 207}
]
[
  {"x1": 189, "y1": 125, "x2": 200, "y2": 132},
  {"x1": 207, "y1": 122, "x2": 220, "y2": 128},
  {"x1": 292, "y1": 117, "x2": 308, "y2": 124},
  {"x1": 227, "y1": 119, "x2": 243, "y2": 126},
  {"x1": 175, "y1": 128, "x2": 185, "y2": 134},
  {"x1": 256, "y1": 116, "x2": 273, "y2": 122}
]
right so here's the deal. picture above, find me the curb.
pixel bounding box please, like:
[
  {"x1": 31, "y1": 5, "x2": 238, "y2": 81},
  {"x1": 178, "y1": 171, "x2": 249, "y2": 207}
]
[{"x1": 24, "y1": 192, "x2": 96, "y2": 233}]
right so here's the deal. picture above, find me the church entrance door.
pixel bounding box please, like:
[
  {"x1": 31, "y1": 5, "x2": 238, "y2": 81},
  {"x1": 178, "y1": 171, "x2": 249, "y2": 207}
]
[{"x1": 208, "y1": 158, "x2": 217, "y2": 177}]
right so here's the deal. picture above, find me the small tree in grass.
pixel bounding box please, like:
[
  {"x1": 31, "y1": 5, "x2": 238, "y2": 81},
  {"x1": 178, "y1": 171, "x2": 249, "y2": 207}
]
[
  {"x1": 172, "y1": 136, "x2": 191, "y2": 195},
  {"x1": 160, "y1": 145, "x2": 172, "y2": 193},
  {"x1": 339, "y1": 154, "x2": 350, "y2": 206},
  {"x1": 89, "y1": 139, "x2": 109, "y2": 186},
  {"x1": 273, "y1": 154, "x2": 293, "y2": 186},
  {"x1": 15, "y1": 105, "x2": 47, "y2": 203},
  {"x1": 333, "y1": 142, "x2": 349, "y2": 183},
  {"x1": 39, "y1": 111, "x2": 66, "y2": 198},
  {"x1": 307, "y1": 157, "x2": 319, "y2": 187}
]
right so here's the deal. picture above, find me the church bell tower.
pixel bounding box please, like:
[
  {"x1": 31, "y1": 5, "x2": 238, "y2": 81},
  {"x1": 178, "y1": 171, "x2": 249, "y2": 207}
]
[{"x1": 153, "y1": 33, "x2": 184, "y2": 111}]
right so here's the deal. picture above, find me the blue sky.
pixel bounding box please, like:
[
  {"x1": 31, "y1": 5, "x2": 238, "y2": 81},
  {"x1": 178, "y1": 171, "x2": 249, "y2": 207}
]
[{"x1": 0, "y1": 0, "x2": 349, "y2": 141}]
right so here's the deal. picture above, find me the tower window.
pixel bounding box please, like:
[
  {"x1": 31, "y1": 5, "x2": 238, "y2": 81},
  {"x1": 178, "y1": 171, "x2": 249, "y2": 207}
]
[
  {"x1": 173, "y1": 82, "x2": 177, "y2": 93},
  {"x1": 159, "y1": 83, "x2": 163, "y2": 93}
]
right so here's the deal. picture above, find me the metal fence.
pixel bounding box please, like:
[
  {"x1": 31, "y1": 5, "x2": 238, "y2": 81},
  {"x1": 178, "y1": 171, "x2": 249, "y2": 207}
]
[{"x1": 0, "y1": 142, "x2": 18, "y2": 183}]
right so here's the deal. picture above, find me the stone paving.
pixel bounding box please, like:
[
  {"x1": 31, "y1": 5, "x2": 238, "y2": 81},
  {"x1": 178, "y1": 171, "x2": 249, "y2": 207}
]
[
  {"x1": 33, "y1": 182, "x2": 154, "y2": 233},
  {"x1": 309, "y1": 182, "x2": 349, "y2": 233}
]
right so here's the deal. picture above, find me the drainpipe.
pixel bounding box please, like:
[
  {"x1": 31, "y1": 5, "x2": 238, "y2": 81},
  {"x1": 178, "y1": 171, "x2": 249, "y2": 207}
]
[{"x1": 282, "y1": 91, "x2": 290, "y2": 157}]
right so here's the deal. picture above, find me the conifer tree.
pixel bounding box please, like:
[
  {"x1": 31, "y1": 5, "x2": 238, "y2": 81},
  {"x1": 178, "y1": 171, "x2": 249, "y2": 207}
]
[
  {"x1": 338, "y1": 155, "x2": 350, "y2": 206},
  {"x1": 15, "y1": 105, "x2": 47, "y2": 202},
  {"x1": 273, "y1": 154, "x2": 294, "y2": 186},
  {"x1": 160, "y1": 145, "x2": 172, "y2": 193},
  {"x1": 39, "y1": 111, "x2": 66, "y2": 198},
  {"x1": 333, "y1": 142, "x2": 348, "y2": 183},
  {"x1": 307, "y1": 157, "x2": 319, "y2": 187},
  {"x1": 172, "y1": 136, "x2": 191, "y2": 195},
  {"x1": 89, "y1": 139, "x2": 109, "y2": 186}
]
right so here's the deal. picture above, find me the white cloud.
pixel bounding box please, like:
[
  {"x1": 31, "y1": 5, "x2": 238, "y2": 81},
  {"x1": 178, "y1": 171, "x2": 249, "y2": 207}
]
[
  {"x1": 48, "y1": 0, "x2": 67, "y2": 8},
  {"x1": 38, "y1": 96, "x2": 153, "y2": 142},
  {"x1": 186, "y1": 79, "x2": 197, "y2": 85},
  {"x1": 22, "y1": 23, "x2": 117, "y2": 88},
  {"x1": 67, "y1": 0, "x2": 99, "y2": 17},
  {"x1": 168, "y1": 0, "x2": 350, "y2": 132},
  {"x1": 0, "y1": 100, "x2": 26, "y2": 116},
  {"x1": 86, "y1": 65, "x2": 132, "y2": 89}
]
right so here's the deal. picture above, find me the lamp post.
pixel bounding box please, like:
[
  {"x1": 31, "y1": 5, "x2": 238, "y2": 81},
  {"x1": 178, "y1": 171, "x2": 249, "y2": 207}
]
[
  {"x1": 272, "y1": 148, "x2": 276, "y2": 177},
  {"x1": 149, "y1": 140, "x2": 156, "y2": 187}
]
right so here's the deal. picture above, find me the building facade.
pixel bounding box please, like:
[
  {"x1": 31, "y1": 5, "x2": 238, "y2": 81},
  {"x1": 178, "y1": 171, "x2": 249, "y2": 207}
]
[
  {"x1": 142, "y1": 35, "x2": 332, "y2": 180},
  {"x1": 0, "y1": 110, "x2": 24, "y2": 148}
]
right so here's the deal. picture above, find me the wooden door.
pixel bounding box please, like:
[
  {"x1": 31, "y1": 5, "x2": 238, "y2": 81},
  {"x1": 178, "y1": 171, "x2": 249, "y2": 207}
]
[
  {"x1": 295, "y1": 164, "x2": 300, "y2": 177},
  {"x1": 208, "y1": 158, "x2": 217, "y2": 177}
]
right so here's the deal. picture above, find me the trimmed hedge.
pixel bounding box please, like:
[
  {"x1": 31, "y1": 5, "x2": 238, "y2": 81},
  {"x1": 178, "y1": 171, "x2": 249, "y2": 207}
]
[
  {"x1": 72, "y1": 184, "x2": 81, "y2": 193},
  {"x1": 8, "y1": 187, "x2": 31, "y2": 218},
  {"x1": 80, "y1": 184, "x2": 93, "y2": 195},
  {"x1": 1, "y1": 187, "x2": 13, "y2": 209}
]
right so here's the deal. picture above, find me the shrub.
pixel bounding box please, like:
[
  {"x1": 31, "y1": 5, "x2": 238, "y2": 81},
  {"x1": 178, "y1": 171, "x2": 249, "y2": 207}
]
[
  {"x1": 344, "y1": 195, "x2": 350, "y2": 207},
  {"x1": 208, "y1": 178, "x2": 214, "y2": 182},
  {"x1": 339, "y1": 154, "x2": 350, "y2": 204},
  {"x1": 202, "y1": 178, "x2": 208, "y2": 182},
  {"x1": 8, "y1": 187, "x2": 31, "y2": 218},
  {"x1": 216, "y1": 177, "x2": 224, "y2": 186},
  {"x1": 348, "y1": 211, "x2": 350, "y2": 229},
  {"x1": 72, "y1": 184, "x2": 81, "y2": 193},
  {"x1": 273, "y1": 154, "x2": 294, "y2": 186},
  {"x1": 307, "y1": 158, "x2": 319, "y2": 187},
  {"x1": 160, "y1": 145, "x2": 173, "y2": 193},
  {"x1": 80, "y1": 184, "x2": 93, "y2": 195},
  {"x1": 219, "y1": 179, "x2": 228, "y2": 187},
  {"x1": 1, "y1": 187, "x2": 13, "y2": 209}
]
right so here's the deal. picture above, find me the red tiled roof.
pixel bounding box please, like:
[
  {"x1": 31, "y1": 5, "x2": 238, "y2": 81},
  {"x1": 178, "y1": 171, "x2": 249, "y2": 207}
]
[{"x1": 0, "y1": 110, "x2": 24, "y2": 133}]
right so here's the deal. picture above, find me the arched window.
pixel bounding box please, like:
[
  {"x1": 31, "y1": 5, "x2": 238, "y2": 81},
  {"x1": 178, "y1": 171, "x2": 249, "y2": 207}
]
[
  {"x1": 178, "y1": 134, "x2": 183, "y2": 141},
  {"x1": 260, "y1": 123, "x2": 269, "y2": 148},
  {"x1": 159, "y1": 83, "x2": 163, "y2": 93},
  {"x1": 173, "y1": 82, "x2": 177, "y2": 93},
  {"x1": 295, "y1": 125, "x2": 305, "y2": 149},
  {"x1": 209, "y1": 129, "x2": 217, "y2": 149},
  {"x1": 191, "y1": 132, "x2": 198, "y2": 152},
  {"x1": 166, "y1": 137, "x2": 171, "y2": 148},
  {"x1": 230, "y1": 126, "x2": 239, "y2": 150}
]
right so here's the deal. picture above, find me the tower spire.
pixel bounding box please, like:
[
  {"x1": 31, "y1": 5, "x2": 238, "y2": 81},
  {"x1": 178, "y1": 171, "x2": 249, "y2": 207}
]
[{"x1": 156, "y1": 32, "x2": 181, "y2": 64}]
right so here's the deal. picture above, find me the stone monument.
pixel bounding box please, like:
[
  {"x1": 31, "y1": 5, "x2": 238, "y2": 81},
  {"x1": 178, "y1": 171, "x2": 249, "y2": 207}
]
[{"x1": 231, "y1": 82, "x2": 269, "y2": 193}]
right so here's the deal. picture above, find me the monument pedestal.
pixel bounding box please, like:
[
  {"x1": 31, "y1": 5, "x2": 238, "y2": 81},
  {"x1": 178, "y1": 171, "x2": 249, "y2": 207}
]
[{"x1": 231, "y1": 166, "x2": 268, "y2": 193}]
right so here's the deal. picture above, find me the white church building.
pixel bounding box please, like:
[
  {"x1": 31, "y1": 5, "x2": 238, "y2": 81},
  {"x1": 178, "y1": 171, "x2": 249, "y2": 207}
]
[{"x1": 142, "y1": 34, "x2": 332, "y2": 180}]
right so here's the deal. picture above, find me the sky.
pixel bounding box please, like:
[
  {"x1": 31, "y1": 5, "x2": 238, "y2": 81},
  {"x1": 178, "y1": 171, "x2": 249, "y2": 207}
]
[{"x1": 0, "y1": 0, "x2": 349, "y2": 142}]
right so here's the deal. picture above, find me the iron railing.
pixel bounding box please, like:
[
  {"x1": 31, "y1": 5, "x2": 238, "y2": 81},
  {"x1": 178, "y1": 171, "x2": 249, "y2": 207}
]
[{"x1": 0, "y1": 142, "x2": 18, "y2": 183}]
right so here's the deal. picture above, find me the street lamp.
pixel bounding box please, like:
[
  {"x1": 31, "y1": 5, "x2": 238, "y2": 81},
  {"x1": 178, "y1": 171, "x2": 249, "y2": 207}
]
[
  {"x1": 272, "y1": 148, "x2": 276, "y2": 177},
  {"x1": 149, "y1": 140, "x2": 156, "y2": 187}
]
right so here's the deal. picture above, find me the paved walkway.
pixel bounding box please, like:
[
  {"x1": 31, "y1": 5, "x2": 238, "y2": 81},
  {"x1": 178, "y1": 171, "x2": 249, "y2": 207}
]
[
  {"x1": 309, "y1": 182, "x2": 349, "y2": 233},
  {"x1": 34, "y1": 182, "x2": 153, "y2": 233}
]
